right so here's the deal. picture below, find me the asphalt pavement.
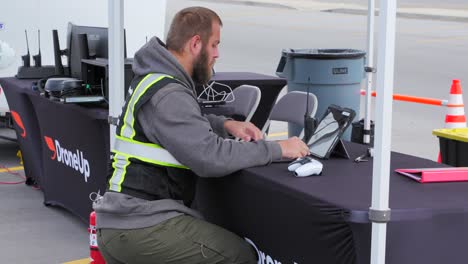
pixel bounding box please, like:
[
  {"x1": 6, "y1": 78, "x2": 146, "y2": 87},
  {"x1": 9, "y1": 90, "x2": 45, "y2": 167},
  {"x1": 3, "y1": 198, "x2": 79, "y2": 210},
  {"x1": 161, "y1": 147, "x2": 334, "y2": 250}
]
[{"x1": 199, "y1": 0, "x2": 468, "y2": 22}]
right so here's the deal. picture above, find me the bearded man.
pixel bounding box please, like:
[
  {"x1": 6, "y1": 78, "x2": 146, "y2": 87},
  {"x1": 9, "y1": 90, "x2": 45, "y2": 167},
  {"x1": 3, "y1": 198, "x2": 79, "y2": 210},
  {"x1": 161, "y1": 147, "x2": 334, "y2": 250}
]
[{"x1": 93, "y1": 6, "x2": 309, "y2": 264}]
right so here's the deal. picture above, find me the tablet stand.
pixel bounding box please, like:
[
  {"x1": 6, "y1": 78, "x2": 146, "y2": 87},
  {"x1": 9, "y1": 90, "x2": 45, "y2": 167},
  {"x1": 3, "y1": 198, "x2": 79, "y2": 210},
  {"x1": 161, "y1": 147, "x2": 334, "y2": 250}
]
[{"x1": 330, "y1": 139, "x2": 350, "y2": 159}]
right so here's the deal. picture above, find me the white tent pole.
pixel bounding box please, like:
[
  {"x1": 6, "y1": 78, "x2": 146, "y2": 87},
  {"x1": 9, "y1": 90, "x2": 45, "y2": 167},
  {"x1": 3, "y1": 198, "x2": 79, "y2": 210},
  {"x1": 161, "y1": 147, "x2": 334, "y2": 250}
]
[
  {"x1": 370, "y1": 0, "x2": 397, "y2": 263},
  {"x1": 108, "y1": 0, "x2": 125, "y2": 150},
  {"x1": 364, "y1": 0, "x2": 376, "y2": 144}
]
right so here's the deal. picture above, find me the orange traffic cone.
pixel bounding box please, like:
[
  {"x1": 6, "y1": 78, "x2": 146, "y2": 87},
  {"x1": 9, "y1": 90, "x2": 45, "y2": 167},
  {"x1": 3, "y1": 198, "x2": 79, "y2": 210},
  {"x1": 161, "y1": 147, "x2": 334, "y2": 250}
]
[
  {"x1": 445, "y1": 80, "x2": 466, "y2": 128},
  {"x1": 438, "y1": 80, "x2": 466, "y2": 162}
]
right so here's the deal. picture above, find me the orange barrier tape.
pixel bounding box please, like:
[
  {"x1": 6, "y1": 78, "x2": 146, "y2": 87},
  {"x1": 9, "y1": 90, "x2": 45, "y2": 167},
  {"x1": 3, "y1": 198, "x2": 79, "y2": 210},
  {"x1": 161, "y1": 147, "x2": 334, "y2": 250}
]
[{"x1": 360, "y1": 90, "x2": 448, "y2": 106}]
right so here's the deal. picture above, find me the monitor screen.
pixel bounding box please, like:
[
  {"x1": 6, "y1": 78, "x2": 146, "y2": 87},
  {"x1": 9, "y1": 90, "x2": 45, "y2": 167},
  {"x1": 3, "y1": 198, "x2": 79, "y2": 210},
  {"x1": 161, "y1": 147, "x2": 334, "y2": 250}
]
[
  {"x1": 307, "y1": 105, "x2": 355, "y2": 159},
  {"x1": 68, "y1": 23, "x2": 108, "y2": 79},
  {"x1": 52, "y1": 23, "x2": 128, "y2": 83}
]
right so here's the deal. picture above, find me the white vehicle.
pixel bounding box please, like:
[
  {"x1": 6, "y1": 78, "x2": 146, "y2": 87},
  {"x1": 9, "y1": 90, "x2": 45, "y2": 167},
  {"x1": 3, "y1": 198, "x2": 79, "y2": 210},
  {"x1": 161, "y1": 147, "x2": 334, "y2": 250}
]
[
  {"x1": 0, "y1": 39, "x2": 15, "y2": 126},
  {"x1": 0, "y1": 87, "x2": 10, "y2": 119},
  {"x1": 0, "y1": 85, "x2": 10, "y2": 113}
]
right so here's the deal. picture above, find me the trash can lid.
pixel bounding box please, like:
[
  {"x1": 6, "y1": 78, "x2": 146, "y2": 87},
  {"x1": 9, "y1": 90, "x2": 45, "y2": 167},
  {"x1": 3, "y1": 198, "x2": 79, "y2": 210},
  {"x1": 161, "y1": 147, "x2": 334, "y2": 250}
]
[
  {"x1": 433, "y1": 128, "x2": 468, "y2": 142},
  {"x1": 283, "y1": 49, "x2": 366, "y2": 60}
]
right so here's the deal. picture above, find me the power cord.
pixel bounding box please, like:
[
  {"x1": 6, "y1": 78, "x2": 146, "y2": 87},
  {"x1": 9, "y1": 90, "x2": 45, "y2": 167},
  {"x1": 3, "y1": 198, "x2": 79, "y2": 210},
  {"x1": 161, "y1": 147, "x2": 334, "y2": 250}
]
[{"x1": 0, "y1": 164, "x2": 26, "y2": 185}]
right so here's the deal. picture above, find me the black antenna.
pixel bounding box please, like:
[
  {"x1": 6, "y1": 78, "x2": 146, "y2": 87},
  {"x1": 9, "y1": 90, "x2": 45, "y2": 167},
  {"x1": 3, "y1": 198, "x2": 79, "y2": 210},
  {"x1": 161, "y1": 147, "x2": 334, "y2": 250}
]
[
  {"x1": 21, "y1": 30, "x2": 31, "y2": 67},
  {"x1": 303, "y1": 76, "x2": 316, "y2": 143},
  {"x1": 53, "y1": 29, "x2": 65, "y2": 75},
  {"x1": 33, "y1": 29, "x2": 42, "y2": 67},
  {"x1": 38, "y1": 30, "x2": 41, "y2": 54},
  {"x1": 146, "y1": 36, "x2": 148, "y2": 43},
  {"x1": 25, "y1": 30, "x2": 30, "y2": 54},
  {"x1": 306, "y1": 77, "x2": 310, "y2": 116}
]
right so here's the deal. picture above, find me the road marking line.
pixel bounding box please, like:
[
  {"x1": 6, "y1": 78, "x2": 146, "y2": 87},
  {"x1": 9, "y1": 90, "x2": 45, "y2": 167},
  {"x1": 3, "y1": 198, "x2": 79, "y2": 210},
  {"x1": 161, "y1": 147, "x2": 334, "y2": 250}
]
[
  {"x1": 267, "y1": 132, "x2": 288, "y2": 138},
  {"x1": 63, "y1": 258, "x2": 89, "y2": 264},
  {"x1": 0, "y1": 166, "x2": 23, "y2": 173}
]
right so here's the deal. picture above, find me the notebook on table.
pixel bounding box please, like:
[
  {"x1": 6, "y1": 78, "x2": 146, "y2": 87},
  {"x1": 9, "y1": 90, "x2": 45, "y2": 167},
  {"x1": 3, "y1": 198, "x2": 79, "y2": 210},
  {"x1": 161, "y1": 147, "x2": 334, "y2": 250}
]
[{"x1": 395, "y1": 167, "x2": 468, "y2": 183}]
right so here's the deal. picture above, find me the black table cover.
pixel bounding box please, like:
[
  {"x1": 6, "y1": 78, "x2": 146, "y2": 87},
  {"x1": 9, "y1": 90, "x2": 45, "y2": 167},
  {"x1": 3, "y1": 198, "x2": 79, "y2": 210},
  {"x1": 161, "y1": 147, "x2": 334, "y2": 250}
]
[
  {"x1": 0, "y1": 78, "x2": 44, "y2": 186},
  {"x1": 196, "y1": 143, "x2": 468, "y2": 264},
  {"x1": 0, "y1": 72, "x2": 286, "y2": 222}
]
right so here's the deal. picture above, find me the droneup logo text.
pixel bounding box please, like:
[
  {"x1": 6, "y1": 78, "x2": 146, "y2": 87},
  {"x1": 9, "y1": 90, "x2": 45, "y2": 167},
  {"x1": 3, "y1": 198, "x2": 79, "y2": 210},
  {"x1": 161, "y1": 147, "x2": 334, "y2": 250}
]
[{"x1": 44, "y1": 136, "x2": 90, "y2": 182}]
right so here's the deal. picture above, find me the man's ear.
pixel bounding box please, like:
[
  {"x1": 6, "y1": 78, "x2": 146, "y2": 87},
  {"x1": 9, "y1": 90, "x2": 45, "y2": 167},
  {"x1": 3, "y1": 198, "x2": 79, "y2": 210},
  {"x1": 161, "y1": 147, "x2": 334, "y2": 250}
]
[{"x1": 188, "y1": 35, "x2": 202, "y2": 56}]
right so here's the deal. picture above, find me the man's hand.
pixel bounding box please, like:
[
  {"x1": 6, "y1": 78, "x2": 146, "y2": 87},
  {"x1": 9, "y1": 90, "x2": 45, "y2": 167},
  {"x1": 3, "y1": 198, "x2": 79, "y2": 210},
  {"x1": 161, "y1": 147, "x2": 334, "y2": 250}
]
[
  {"x1": 278, "y1": 137, "x2": 310, "y2": 159},
  {"x1": 224, "y1": 120, "x2": 263, "y2": 142}
]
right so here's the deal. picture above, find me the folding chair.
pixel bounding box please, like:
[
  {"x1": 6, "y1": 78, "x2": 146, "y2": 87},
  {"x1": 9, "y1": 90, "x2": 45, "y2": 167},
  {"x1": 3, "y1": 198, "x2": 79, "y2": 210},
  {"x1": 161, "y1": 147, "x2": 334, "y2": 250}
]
[
  {"x1": 261, "y1": 91, "x2": 318, "y2": 140},
  {"x1": 223, "y1": 84, "x2": 261, "y2": 123}
]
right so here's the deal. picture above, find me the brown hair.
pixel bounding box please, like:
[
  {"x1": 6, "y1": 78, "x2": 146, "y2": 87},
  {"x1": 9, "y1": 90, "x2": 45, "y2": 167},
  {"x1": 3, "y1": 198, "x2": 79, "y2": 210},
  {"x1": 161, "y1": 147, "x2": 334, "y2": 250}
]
[{"x1": 166, "y1": 6, "x2": 222, "y2": 53}]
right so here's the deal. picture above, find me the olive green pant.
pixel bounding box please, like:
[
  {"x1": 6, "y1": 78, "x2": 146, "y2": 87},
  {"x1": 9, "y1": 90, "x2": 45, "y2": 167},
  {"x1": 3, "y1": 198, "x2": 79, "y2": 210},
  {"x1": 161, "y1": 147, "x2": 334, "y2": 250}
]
[{"x1": 97, "y1": 215, "x2": 257, "y2": 264}]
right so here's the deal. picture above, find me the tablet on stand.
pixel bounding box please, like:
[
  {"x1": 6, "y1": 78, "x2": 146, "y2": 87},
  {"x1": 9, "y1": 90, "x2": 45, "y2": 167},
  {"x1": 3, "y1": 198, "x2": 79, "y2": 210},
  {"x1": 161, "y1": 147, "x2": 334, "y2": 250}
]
[{"x1": 307, "y1": 104, "x2": 356, "y2": 159}]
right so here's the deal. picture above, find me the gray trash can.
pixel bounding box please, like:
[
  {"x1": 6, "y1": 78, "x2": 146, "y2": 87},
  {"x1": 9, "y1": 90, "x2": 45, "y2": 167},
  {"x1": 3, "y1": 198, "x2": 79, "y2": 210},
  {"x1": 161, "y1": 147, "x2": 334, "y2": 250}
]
[{"x1": 276, "y1": 48, "x2": 366, "y2": 140}]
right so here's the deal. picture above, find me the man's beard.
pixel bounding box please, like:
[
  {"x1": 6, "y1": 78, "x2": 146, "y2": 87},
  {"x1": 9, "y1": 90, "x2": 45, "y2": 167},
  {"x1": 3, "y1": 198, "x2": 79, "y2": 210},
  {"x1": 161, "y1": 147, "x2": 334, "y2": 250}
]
[{"x1": 192, "y1": 48, "x2": 212, "y2": 85}]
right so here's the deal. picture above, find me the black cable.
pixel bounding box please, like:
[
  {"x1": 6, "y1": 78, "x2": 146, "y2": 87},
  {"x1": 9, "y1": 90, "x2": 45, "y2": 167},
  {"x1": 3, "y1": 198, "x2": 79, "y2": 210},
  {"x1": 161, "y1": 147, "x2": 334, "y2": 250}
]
[{"x1": 100, "y1": 78, "x2": 109, "y2": 104}]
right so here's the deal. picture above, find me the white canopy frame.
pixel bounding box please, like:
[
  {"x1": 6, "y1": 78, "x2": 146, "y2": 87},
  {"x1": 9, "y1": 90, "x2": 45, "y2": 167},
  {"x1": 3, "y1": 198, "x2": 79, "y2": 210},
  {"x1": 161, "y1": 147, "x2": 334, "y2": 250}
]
[
  {"x1": 108, "y1": 0, "x2": 125, "y2": 149},
  {"x1": 369, "y1": 0, "x2": 397, "y2": 263}
]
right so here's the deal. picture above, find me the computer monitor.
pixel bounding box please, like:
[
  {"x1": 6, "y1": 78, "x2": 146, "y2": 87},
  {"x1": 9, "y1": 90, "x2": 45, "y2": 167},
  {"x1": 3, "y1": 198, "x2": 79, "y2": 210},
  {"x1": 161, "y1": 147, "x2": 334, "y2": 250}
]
[
  {"x1": 53, "y1": 22, "x2": 127, "y2": 79},
  {"x1": 69, "y1": 23, "x2": 109, "y2": 79}
]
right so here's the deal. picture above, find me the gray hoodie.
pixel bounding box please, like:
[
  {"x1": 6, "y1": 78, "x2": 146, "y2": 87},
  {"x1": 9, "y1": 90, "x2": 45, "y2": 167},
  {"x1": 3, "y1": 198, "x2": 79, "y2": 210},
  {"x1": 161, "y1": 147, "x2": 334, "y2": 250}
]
[{"x1": 93, "y1": 37, "x2": 282, "y2": 230}]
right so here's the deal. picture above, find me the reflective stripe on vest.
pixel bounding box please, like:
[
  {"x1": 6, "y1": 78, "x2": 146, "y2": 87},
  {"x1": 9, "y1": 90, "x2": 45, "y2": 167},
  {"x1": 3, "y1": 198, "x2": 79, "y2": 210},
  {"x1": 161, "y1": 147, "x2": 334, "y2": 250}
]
[
  {"x1": 108, "y1": 73, "x2": 189, "y2": 192},
  {"x1": 113, "y1": 136, "x2": 187, "y2": 169},
  {"x1": 108, "y1": 153, "x2": 130, "y2": 192},
  {"x1": 120, "y1": 73, "x2": 168, "y2": 138}
]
